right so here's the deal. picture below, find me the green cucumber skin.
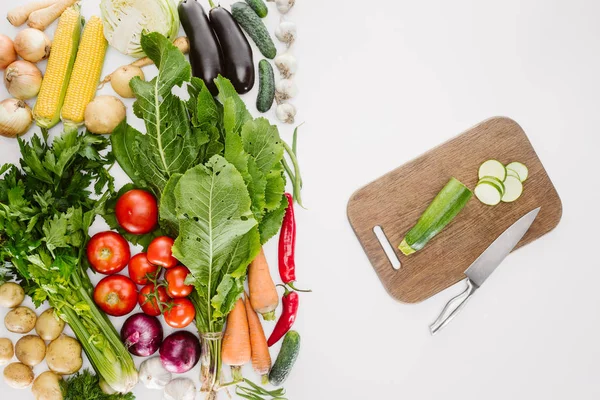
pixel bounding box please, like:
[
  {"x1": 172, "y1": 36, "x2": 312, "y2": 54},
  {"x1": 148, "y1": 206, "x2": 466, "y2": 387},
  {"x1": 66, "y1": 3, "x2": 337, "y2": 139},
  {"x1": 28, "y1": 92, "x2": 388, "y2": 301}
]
[
  {"x1": 257, "y1": 60, "x2": 275, "y2": 112},
  {"x1": 269, "y1": 331, "x2": 301, "y2": 386},
  {"x1": 401, "y1": 178, "x2": 473, "y2": 254},
  {"x1": 245, "y1": 0, "x2": 268, "y2": 17},
  {"x1": 232, "y1": 2, "x2": 277, "y2": 59}
]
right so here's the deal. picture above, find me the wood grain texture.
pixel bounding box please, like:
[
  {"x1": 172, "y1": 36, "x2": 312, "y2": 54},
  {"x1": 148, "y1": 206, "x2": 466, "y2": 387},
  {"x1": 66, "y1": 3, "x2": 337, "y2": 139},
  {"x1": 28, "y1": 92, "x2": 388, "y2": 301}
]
[{"x1": 347, "y1": 117, "x2": 562, "y2": 304}]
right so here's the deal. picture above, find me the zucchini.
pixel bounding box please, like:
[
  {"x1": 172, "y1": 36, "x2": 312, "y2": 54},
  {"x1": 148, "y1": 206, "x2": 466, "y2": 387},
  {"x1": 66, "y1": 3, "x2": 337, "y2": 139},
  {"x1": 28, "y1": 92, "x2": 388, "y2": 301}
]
[
  {"x1": 256, "y1": 59, "x2": 275, "y2": 112},
  {"x1": 475, "y1": 181, "x2": 502, "y2": 206},
  {"x1": 245, "y1": 0, "x2": 268, "y2": 17},
  {"x1": 231, "y1": 2, "x2": 277, "y2": 59},
  {"x1": 399, "y1": 178, "x2": 473, "y2": 255},
  {"x1": 501, "y1": 175, "x2": 523, "y2": 202},
  {"x1": 478, "y1": 159, "x2": 506, "y2": 181},
  {"x1": 506, "y1": 169, "x2": 521, "y2": 181},
  {"x1": 506, "y1": 161, "x2": 528, "y2": 182},
  {"x1": 478, "y1": 176, "x2": 505, "y2": 196},
  {"x1": 269, "y1": 331, "x2": 300, "y2": 386}
]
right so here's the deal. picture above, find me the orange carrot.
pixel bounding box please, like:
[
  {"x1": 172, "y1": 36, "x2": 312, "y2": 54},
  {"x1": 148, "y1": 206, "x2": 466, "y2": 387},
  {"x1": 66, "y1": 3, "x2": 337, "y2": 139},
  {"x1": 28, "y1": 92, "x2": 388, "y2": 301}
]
[
  {"x1": 221, "y1": 297, "x2": 251, "y2": 381},
  {"x1": 7, "y1": 0, "x2": 57, "y2": 27},
  {"x1": 27, "y1": 0, "x2": 77, "y2": 31},
  {"x1": 248, "y1": 247, "x2": 279, "y2": 321},
  {"x1": 245, "y1": 293, "x2": 271, "y2": 384}
]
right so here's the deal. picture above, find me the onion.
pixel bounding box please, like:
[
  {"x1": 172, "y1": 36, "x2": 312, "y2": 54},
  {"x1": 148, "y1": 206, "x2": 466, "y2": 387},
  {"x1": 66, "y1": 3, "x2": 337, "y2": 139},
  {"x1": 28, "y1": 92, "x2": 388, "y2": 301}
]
[
  {"x1": 0, "y1": 35, "x2": 17, "y2": 69},
  {"x1": 120, "y1": 313, "x2": 163, "y2": 357},
  {"x1": 14, "y1": 29, "x2": 51, "y2": 63},
  {"x1": 0, "y1": 98, "x2": 32, "y2": 138},
  {"x1": 4, "y1": 61, "x2": 43, "y2": 100},
  {"x1": 159, "y1": 331, "x2": 201, "y2": 374}
]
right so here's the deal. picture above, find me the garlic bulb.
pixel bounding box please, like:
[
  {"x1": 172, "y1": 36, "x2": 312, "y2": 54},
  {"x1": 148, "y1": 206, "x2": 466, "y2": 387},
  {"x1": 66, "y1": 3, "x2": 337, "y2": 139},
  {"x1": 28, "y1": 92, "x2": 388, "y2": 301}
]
[
  {"x1": 162, "y1": 378, "x2": 196, "y2": 400},
  {"x1": 0, "y1": 98, "x2": 32, "y2": 138},
  {"x1": 275, "y1": 79, "x2": 298, "y2": 103},
  {"x1": 140, "y1": 357, "x2": 172, "y2": 390},
  {"x1": 4, "y1": 60, "x2": 43, "y2": 100},
  {"x1": 274, "y1": 53, "x2": 298, "y2": 79},
  {"x1": 275, "y1": 20, "x2": 297, "y2": 47},
  {"x1": 13, "y1": 28, "x2": 51, "y2": 63},
  {"x1": 276, "y1": 103, "x2": 296, "y2": 124},
  {"x1": 271, "y1": 0, "x2": 295, "y2": 14}
]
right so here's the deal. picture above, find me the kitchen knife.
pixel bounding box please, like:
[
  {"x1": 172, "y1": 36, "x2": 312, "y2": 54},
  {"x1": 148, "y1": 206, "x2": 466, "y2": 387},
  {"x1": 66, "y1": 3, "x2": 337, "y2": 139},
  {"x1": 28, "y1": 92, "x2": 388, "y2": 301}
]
[{"x1": 429, "y1": 207, "x2": 541, "y2": 335}]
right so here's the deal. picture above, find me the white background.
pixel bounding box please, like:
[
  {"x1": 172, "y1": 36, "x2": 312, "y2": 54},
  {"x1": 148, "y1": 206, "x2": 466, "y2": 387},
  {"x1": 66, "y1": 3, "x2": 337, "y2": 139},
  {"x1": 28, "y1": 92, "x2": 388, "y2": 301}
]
[{"x1": 1, "y1": 0, "x2": 600, "y2": 399}]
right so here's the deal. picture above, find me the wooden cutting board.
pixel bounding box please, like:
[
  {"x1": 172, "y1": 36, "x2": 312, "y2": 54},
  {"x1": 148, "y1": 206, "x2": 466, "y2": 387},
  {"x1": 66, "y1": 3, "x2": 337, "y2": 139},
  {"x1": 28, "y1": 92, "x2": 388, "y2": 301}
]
[{"x1": 347, "y1": 117, "x2": 562, "y2": 304}]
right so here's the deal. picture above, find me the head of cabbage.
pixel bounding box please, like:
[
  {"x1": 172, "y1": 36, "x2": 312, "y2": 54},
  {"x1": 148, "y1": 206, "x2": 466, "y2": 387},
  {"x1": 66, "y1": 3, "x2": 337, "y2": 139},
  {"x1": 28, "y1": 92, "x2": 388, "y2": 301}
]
[{"x1": 100, "y1": 0, "x2": 180, "y2": 58}]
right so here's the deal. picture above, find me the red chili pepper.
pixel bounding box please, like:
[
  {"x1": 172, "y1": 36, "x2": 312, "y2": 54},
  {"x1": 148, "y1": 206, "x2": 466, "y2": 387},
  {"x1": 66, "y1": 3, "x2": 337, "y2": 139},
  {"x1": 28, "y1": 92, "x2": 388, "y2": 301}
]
[
  {"x1": 278, "y1": 193, "x2": 296, "y2": 285},
  {"x1": 267, "y1": 286, "x2": 298, "y2": 347}
]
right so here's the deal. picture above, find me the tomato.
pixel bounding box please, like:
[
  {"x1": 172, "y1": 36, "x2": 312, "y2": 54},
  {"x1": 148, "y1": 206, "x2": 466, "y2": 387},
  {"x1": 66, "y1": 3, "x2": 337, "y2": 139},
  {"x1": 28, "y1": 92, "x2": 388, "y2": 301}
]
[
  {"x1": 93, "y1": 275, "x2": 138, "y2": 316},
  {"x1": 138, "y1": 283, "x2": 170, "y2": 317},
  {"x1": 163, "y1": 298, "x2": 195, "y2": 329},
  {"x1": 115, "y1": 189, "x2": 158, "y2": 234},
  {"x1": 128, "y1": 253, "x2": 161, "y2": 285},
  {"x1": 164, "y1": 265, "x2": 193, "y2": 298},
  {"x1": 87, "y1": 231, "x2": 130, "y2": 275},
  {"x1": 147, "y1": 236, "x2": 178, "y2": 269}
]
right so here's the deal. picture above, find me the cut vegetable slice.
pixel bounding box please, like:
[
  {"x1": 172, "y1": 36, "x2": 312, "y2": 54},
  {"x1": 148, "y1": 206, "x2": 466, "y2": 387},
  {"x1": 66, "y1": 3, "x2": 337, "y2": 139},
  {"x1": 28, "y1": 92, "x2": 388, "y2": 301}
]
[
  {"x1": 478, "y1": 159, "x2": 506, "y2": 181},
  {"x1": 474, "y1": 181, "x2": 502, "y2": 206},
  {"x1": 478, "y1": 176, "x2": 505, "y2": 196},
  {"x1": 506, "y1": 169, "x2": 521, "y2": 181},
  {"x1": 501, "y1": 176, "x2": 523, "y2": 203},
  {"x1": 506, "y1": 162, "x2": 528, "y2": 182}
]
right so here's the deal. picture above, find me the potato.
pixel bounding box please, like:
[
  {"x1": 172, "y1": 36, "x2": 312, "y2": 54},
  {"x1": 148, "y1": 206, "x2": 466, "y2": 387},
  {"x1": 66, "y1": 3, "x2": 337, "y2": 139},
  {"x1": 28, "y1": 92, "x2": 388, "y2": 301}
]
[
  {"x1": 5, "y1": 306, "x2": 37, "y2": 333},
  {"x1": 0, "y1": 337, "x2": 14, "y2": 365},
  {"x1": 3, "y1": 362, "x2": 34, "y2": 389},
  {"x1": 46, "y1": 335, "x2": 82, "y2": 375},
  {"x1": 32, "y1": 371, "x2": 63, "y2": 400},
  {"x1": 0, "y1": 282, "x2": 25, "y2": 307},
  {"x1": 15, "y1": 335, "x2": 46, "y2": 367},
  {"x1": 84, "y1": 95, "x2": 126, "y2": 134},
  {"x1": 110, "y1": 65, "x2": 145, "y2": 98},
  {"x1": 35, "y1": 308, "x2": 65, "y2": 341}
]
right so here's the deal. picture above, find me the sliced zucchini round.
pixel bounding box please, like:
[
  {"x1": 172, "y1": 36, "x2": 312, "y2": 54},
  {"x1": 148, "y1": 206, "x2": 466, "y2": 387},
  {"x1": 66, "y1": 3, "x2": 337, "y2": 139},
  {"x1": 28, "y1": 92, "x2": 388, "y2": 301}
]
[
  {"x1": 478, "y1": 159, "x2": 506, "y2": 181},
  {"x1": 501, "y1": 176, "x2": 523, "y2": 202},
  {"x1": 506, "y1": 162, "x2": 528, "y2": 182},
  {"x1": 506, "y1": 169, "x2": 521, "y2": 181},
  {"x1": 479, "y1": 176, "x2": 505, "y2": 196},
  {"x1": 475, "y1": 181, "x2": 502, "y2": 206}
]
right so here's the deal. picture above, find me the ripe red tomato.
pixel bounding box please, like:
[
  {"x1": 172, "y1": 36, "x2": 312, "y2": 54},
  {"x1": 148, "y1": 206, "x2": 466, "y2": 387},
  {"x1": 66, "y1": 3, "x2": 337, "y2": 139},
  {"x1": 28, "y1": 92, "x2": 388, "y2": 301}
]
[
  {"x1": 115, "y1": 189, "x2": 158, "y2": 234},
  {"x1": 93, "y1": 275, "x2": 138, "y2": 316},
  {"x1": 147, "y1": 236, "x2": 178, "y2": 269},
  {"x1": 164, "y1": 265, "x2": 193, "y2": 298},
  {"x1": 128, "y1": 253, "x2": 161, "y2": 285},
  {"x1": 138, "y1": 283, "x2": 170, "y2": 317},
  {"x1": 163, "y1": 298, "x2": 195, "y2": 329},
  {"x1": 87, "y1": 231, "x2": 130, "y2": 275}
]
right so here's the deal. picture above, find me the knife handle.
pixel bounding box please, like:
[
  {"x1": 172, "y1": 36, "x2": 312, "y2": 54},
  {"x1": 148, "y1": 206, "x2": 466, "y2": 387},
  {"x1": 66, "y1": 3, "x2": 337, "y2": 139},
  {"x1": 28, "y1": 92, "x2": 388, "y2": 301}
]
[{"x1": 430, "y1": 278, "x2": 477, "y2": 335}]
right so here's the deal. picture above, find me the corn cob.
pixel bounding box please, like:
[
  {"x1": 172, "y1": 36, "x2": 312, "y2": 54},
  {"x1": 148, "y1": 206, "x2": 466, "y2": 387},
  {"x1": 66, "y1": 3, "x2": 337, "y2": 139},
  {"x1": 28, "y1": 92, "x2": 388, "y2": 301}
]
[
  {"x1": 32, "y1": 6, "x2": 82, "y2": 129},
  {"x1": 61, "y1": 16, "x2": 107, "y2": 130}
]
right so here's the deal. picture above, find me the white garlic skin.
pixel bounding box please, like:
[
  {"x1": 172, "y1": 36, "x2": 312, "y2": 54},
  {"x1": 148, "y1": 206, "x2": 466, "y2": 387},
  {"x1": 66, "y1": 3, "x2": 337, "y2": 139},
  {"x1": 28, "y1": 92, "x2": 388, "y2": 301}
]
[
  {"x1": 140, "y1": 357, "x2": 172, "y2": 390},
  {"x1": 162, "y1": 378, "x2": 196, "y2": 400}
]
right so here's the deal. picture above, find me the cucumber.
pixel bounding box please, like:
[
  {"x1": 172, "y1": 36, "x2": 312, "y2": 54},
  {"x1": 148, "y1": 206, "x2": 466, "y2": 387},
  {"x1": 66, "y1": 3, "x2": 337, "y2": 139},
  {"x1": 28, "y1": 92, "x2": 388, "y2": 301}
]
[
  {"x1": 269, "y1": 331, "x2": 300, "y2": 386},
  {"x1": 506, "y1": 162, "x2": 528, "y2": 182},
  {"x1": 501, "y1": 175, "x2": 523, "y2": 202},
  {"x1": 506, "y1": 169, "x2": 521, "y2": 181},
  {"x1": 256, "y1": 60, "x2": 275, "y2": 112},
  {"x1": 399, "y1": 178, "x2": 473, "y2": 255},
  {"x1": 231, "y1": 2, "x2": 277, "y2": 59},
  {"x1": 478, "y1": 176, "x2": 505, "y2": 196},
  {"x1": 478, "y1": 159, "x2": 506, "y2": 181},
  {"x1": 245, "y1": 0, "x2": 268, "y2": 17},
  {"x1": 474, "y1": 181, "x2": 502, "y2": 206}
]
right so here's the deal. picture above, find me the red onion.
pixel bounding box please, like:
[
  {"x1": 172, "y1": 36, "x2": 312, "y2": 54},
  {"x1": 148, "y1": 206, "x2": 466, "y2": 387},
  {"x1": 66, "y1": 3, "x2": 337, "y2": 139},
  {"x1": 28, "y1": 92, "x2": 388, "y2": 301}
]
[
  {"x1": 120, "y1": 313, "x2": 163, "y2": 357},
  {"x1": 159, "y1": 331, "x2": 201, "y2": 373}
]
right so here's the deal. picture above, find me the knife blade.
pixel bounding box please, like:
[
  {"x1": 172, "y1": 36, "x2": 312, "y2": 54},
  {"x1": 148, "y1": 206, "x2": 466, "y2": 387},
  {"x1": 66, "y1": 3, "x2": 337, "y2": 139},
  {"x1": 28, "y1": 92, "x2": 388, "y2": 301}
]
[{"x1": 429, "y1": 207, "x2": 540, "y2": 335}]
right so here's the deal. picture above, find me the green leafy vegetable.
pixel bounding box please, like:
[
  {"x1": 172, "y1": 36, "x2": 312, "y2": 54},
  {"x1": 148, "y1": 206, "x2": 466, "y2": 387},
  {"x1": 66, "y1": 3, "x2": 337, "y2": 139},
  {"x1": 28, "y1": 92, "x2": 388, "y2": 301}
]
[{"x1": 63, "y1": 370, "x2": 135, "y2": 400}]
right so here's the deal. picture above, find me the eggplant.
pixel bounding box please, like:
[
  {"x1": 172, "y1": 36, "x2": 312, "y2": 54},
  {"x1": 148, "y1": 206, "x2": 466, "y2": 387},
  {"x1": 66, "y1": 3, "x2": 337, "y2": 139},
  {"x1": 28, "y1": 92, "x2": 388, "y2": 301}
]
[
  {"x1": 179, "y1": 0, "x2": 223, "y2": 95},
  {"x1": 209, "y1": 6, "x2": 255, "y2": 94}
]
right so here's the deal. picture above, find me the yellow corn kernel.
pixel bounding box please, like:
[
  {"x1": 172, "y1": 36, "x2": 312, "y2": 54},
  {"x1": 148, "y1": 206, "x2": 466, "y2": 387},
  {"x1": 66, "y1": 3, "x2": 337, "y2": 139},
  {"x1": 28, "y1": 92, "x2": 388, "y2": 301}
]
[
  {"x1": 61, "y1": 16, "x2": 107, "y2": 128},
  {"x1": 32, "y1": 6, "x2": 82, "y2": 129}
]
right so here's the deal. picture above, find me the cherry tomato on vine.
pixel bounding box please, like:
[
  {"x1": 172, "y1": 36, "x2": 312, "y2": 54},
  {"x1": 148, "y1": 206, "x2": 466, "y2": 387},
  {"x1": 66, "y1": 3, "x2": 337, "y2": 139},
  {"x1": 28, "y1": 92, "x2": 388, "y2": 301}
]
[
  {"x1": 115, "y1": 189, "x2": 158, "y2": 234},
  {"x1": 128, "y1": 253, "x2": 161, "y2": 285},
  {"x1": 87, "y1": 231, "x2": 130, "y2": 275},
  {"x1": 138, "y1": 283, "x2": 170, "y2": 317},
  {"x1": 164, "y1": 265, "x2": 193, "y2": 298},
  {"x1": 163, "y1": 298, "x2": 195, "y2": 328},
  {"x1": 93, "y1": 275, "x2": 138, "y2": 316},
  {"x1": 147, "y1": 236, "x2": 178, "y2": 269}
]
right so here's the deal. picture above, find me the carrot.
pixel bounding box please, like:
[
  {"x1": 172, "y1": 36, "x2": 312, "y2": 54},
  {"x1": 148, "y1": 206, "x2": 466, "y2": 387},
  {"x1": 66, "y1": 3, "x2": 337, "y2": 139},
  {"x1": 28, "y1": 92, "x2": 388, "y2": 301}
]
[
  {"x1": 245, "y1": 293, "x2": 271, "y2": 384},
  {"x1": 7, "y1": 0, "x2": 57, "y2": 27},
  {"x1": 27, "y1": 0, "x2": 77, "y2": 31},
  {"x1": 221, "y1": 297, "x2": 251, "y2": 382},
  {"x1": 98, "y1": 37, "x2": 190, "y2": 88},
  {"x1": 248, "y1": 247, "x2": 279, "y2": 321}
]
